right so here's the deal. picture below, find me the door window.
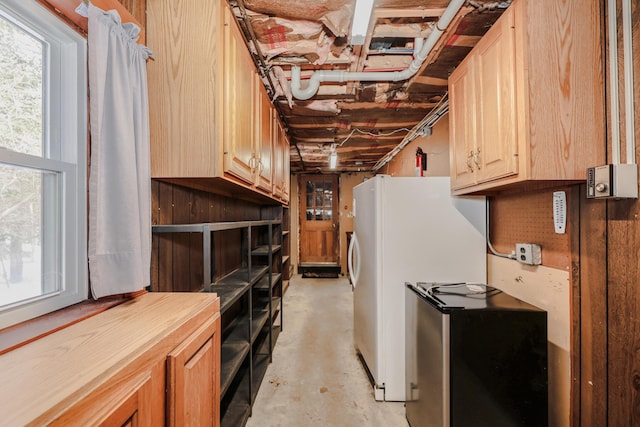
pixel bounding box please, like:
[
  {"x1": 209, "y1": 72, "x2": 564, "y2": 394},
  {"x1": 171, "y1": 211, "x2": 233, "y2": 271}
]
[{"x1": 305, "y1": 178, "x2": 333, "y2": 221}]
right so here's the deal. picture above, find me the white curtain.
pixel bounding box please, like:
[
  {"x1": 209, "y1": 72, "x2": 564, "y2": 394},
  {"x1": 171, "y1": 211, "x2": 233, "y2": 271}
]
[{"x1": 87, "y1": 4, "x2": 153, "y2": 298}]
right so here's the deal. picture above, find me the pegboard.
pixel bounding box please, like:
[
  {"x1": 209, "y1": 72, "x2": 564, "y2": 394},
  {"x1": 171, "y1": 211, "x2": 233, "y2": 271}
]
[{"x1": 489, "y1": 187, "x2": 572, "y2": 270}]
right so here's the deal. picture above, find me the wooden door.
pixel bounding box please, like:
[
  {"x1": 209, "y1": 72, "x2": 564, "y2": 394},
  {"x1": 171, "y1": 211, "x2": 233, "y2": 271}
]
[
  {"x1": 223, "y1": 7, "x2": 255, "y2": 185},
  {"x1": 167, "y1": 316, "x2": 220, "y2": 427},
  {"x1": 475, "y1": 4, "x2": 518, "y2": 184},
  {"x1": 299, "y1": 175, "x2": 339, "y2": 265}
]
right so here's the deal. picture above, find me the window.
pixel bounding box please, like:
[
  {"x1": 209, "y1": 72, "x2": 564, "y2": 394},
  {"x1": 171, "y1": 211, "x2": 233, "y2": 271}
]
[
  {"x1": 305, "y1": 178, "x2": 334, "y2": 221},
  {"x1": 0, "y1": 0, "x2": 87, "y2": 328}
]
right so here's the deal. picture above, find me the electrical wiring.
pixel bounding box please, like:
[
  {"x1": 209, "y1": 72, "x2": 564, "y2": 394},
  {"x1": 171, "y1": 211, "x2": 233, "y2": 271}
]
[
  {"x1": 336, "y1": 127, "x2": 412, "y2": 147},
  {"x1": 337, "y1": 92, "x2": 450, "y2": 149},
  {"x1": 403, "y1": 92, "x2": 449, "y2": 142},
  {"x1": 372, "y1": 93, "x2": 450, "y2": 171},
  {"x1": 486, "y1": 199, "x2": 517, "y2": 260}
]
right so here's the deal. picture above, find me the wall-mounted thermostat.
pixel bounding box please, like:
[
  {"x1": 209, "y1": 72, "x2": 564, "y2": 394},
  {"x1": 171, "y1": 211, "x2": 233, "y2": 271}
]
[
  {"x1": 553, "y1": 191, "x2": 566, "y2": 234},
  {"x1": 587, "y1": 164, "x2": 638, "y2": 199}
]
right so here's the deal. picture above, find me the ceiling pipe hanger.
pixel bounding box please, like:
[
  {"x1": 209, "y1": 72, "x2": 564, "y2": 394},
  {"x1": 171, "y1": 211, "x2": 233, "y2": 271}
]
[{"x1": 289, "y1": 0, "x2": 467, "y2": 100}]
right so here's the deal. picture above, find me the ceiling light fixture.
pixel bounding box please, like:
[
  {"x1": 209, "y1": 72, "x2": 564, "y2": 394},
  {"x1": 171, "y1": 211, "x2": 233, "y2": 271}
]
[
  {"x1": 329, "y1": 152, "x2": 338, "y2": 169},
  {"x1": 351, "y1": 0, "x2": 375, "y2": 45}
]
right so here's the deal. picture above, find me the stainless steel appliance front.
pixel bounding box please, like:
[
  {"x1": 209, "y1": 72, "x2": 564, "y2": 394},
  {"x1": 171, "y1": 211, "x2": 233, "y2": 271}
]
[{"x1": 405, "y1": 283, "x2": 450, "y2": 427}]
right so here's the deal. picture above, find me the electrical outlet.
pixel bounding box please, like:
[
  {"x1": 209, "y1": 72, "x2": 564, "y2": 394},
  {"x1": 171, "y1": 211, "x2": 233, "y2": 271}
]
[{"x1": 516, "y1": 243, "x2": 542, "y2": 265}]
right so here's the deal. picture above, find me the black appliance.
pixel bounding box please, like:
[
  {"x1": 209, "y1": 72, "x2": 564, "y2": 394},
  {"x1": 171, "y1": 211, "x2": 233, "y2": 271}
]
[{"x1": 405, "y1": 282, "x2": 548, "y2": 427}]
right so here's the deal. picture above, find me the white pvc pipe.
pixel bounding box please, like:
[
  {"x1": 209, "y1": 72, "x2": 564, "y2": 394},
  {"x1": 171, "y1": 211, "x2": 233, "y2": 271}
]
[
  {"x1": 608, "y1": 0, "x2": 621, "y2": 164},
  {"x1": 622, "y1": 0, "x2": 636, "y2": 164},
  {"x1": 290, "y1": 0, "x2": 467, "y2": 100}
]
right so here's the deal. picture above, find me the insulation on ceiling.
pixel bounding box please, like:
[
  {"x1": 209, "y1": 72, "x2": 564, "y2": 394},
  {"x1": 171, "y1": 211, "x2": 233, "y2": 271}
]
[
  {"x1": 243, "y1": 0, "x2": 354, "y2": 37},
  {"x1": 250, "y1": 16, "x2": 349, "y2": 64},
  {"x1": 234, "y1": 0, "x2": 509, "y2": 172}
]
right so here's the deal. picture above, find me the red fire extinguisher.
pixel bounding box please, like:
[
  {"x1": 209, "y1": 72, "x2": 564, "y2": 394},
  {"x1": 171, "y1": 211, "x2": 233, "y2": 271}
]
[{"x1": 415, "y1": 147, "x2": 427, "y2": 177}]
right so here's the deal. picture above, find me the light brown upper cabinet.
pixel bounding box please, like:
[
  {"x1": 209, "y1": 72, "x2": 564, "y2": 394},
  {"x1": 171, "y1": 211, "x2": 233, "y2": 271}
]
[
  {"x1": 254, "y1": 75, "x2": 274, "y2": 193},
  {"x1": 449, "y1": 0, "x2": 604, "y2": 194},
  {"x1": 272, "y1": 116, "x2": 290, "y2": 204},
  {"x1": 282, "y1": 135, "x2": 290, "y2": 204},
  {"x1": 147, "y1": 0, "x2": 224, "y2": 178},
  {"x1": 147, "y1": 0, "x2": 289, "y2": 203},
  {"x1": 223, "y1": 7, "x2": 258, "y2": 185}
]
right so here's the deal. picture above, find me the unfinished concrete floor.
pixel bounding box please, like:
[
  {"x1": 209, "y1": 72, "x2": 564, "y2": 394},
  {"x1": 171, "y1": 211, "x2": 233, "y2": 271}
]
[{"x1": 246, "y1": 275, "x2": 408, "y2": 427}]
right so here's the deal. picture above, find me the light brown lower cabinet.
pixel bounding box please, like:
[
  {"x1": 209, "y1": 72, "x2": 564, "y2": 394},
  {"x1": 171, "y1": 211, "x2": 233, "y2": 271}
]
[
  {"x1": 1, "y1": 293, "x2": 221, "y2": 427},
  {"x1": 167, "y1": 316, "x2": 221, "y2": 426}
]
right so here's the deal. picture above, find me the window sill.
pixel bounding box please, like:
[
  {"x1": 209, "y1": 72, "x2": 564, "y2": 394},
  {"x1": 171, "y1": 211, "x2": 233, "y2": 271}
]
[{"x1": 0, "y1": 291, "x2": 144, "y2": 355}]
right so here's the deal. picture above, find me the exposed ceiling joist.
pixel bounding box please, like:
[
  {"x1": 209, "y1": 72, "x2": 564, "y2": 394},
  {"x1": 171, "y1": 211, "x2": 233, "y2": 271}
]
[{"x1": 230, "y1": 0, "x2": 510, "y2": 172}]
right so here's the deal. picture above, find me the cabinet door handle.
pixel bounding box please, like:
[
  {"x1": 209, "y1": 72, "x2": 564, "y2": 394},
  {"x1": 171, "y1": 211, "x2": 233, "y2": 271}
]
[
  {"x1": 473, "y1": 148, "x2": 481, "y2": 170},
  {"x1": 467, "y1": 152, "x2": 475, "y2": 172}
]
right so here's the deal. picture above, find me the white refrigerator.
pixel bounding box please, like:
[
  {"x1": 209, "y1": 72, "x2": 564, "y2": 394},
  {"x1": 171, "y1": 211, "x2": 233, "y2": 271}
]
[{"x1": 348, "y1": 175, "x2": 486, "y2": 401}]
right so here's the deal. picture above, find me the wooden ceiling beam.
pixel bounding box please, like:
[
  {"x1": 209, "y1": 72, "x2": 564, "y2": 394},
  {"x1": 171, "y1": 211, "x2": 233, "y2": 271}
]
[
  {"x1": 287, "y1": 121, "x2": 420, "y2": 129},
  {"x1": 411, "y1": 76, "x2": 448, "y2": 86},
  {"x1": 337, "y1": 101, "x2": 438, "y2": 110},
  {"x1": 374, "y1": 8, "x2": 446, "y2": 18},
  {"x1": 447, "y1": 35, "x2": 483, "y2": 47},
  {"x1": 407, "y1": 6, "x2": 475, "y2": 86}
]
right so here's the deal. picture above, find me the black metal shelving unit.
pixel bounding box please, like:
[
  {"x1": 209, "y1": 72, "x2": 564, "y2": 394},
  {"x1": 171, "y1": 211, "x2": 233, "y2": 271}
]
[{"x1": 151, "y1": 220, "x2": 284, "y2": 427}]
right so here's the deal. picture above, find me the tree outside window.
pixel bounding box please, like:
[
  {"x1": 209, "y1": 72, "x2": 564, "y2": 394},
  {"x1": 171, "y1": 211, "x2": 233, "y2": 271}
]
[{"x1": 0, "y1": 14, "x2": 45, "y2": 304}]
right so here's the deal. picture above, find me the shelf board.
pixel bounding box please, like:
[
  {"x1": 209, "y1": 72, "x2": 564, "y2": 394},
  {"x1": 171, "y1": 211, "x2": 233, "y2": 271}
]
[
  {"x1": 282, "y1": 230, "x2": 290, "y2": 236},
  {"x1": 251, "y1": 245, "x2": 282, "y2": 256},
  {"x1": 254, "y1": 273, "x2": 282, "y2": 291},
  {"x1": 271, "y1": 308, "x2": 281, "y2": 326},
  {"x1": 257, "y1": 325, "x2": 281, "y2": 355},
  {"x1": 152, "y1": 219, "x2": 276, "y2": 233},
  {"x1": 221, "y1": 400, "x2": 250, "y2": 427},
  {"x1": 251, "y1": 353, "x2": 270, "y2": 402},
  {"x1": 254, "y1": 295, "x2": 281, "y2": 312},
  {"x1": 224, "y1": 313, "x2": 250, "y2": 344},
  {"x1": 220, "y1": 341, "x2": 250, "y2": 398},
  {"x1": 271, "y1": 296, "x2": 282, "y2": 310},
  {"x1": 209, "y1": 283, "x2": 250, "y2": 314},
  {"x1": 227, "y1": 353, "x2": 271, "y2": 422},
  {"x1": 282, "y1": 255, "x2": 290, "y2": 264},
  {"x1": 271, "y1": 299, "x2": 282, "y2": 323},
  {"x1": 272, "y1": 324, "x2": 281, "y2": 348},
  {"x1": 251, "y1": 310, "x2": 270, "y2": 343},
  {"x1": 217, "y1": 266, "x2": 269, "y2": 287}
]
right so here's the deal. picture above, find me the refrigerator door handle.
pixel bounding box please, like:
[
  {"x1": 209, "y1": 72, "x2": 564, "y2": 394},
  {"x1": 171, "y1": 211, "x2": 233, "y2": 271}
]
[{"x1": 348, "y1": 232, "x2": 361, "y2": 286}]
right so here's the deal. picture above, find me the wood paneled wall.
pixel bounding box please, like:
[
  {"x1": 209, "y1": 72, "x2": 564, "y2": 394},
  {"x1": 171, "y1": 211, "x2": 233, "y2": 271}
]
[
  {"x1": 599, "y1": 1, "x2": 640, "y2": 424},
  {"x1": 151, "y1": 180, "x2": 278, "y2": 292},
  {"x1": 568, "y1": 1, "x2": 640, "y2": 425},
  {"x1": 577, "y1": 185, "x2": 607, "y2": 427},
  {"x1": 489, "y1": 188, "x2": 573, "y2": 270}
]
